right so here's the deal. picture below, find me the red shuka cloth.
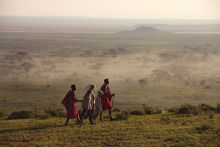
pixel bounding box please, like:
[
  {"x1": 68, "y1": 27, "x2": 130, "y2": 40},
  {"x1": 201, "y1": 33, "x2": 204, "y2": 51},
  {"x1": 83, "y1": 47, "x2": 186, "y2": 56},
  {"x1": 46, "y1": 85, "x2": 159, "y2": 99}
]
[
  {"x1": 62, "y1": 90, "x2": 78, "y2": 118},
  {"x1": 100, "y1": 84, "x2": 112, "y2": 111}
]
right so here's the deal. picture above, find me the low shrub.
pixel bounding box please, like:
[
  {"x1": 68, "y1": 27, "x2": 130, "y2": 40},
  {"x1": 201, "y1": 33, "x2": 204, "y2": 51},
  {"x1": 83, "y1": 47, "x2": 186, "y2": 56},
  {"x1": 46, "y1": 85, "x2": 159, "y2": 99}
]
[
  {"x1": 216, "y1": 104, "x2": 220, "y2": 113},
  {"x1": 130, "y1": 110, "x2": 144, "y2": 115},
  {"x1": 176, "y1": 104, "x2": 200, "y2": 115},
  {"x1": 143, "y1": 105, "x2": 154, "y2": 115},
  {"x1": 115, "y1": 111, "x2": 129, "y2": 121},
  {"x1": 34, "y1": 111, "x2": 50, "y2": 119},
  {"x1": 142, "y1": 104, "x2": 162, "y2": 115},
  {"x1": 169, "y1": 104, "x2": 218, "y2": 115},
  {"x1": 198, "y1": 103, "x2": 216, "y2": 112},
  {"x1": 154, "y1": 108, "x2": 162, "y2": 114},
  {"x1": 45, "y1": 108, "x2": 65, "y2": 117},
  {"x1": 8, "y1": 108, "x2": 66, "y2": 119},
  {"x1": 112, "y1": 108, "x2": 120, "y2": 112},
  {"x1": 0, "y1": 111, "x2": 5, "y2": 117},
  {"x1": 7, "y1": 110, "x2": 50, "y2": 119},
  {"x1": 167, "y1": 107, "x2": 178, "y2": 113},
  {"x1": 8, "y1": 110, "x2": 34, "y2": 119}
]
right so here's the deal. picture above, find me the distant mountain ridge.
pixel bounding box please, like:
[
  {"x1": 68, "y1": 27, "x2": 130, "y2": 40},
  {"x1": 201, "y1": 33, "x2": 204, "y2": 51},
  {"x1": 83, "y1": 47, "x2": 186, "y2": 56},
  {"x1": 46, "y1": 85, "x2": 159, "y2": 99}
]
[
  {"x1": 118, "y1": 26, "x2": 166, "y2": 34},
  {"x1": 132, "y1": 26, "x2": 160, "y2": 32}
]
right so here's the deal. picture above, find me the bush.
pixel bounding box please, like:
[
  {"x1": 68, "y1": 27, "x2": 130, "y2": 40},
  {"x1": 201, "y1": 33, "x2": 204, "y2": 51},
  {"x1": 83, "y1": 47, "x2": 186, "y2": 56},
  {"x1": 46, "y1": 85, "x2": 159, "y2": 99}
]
[
  {"x1": 170, "y1": 104, "x2": 217, "y2": 115},
  {"x1": 8, "y1": 109, "x2": 51, "y2": 120},
  {"x1": 34, "y1": 111, "x2": 50, "y2": 119},
  {"x1": 0, "y1": 111, "x2": 5, "y2": 117},
  {"x1": 8, "y1": 110, "x2": 34, "y2": 119},
  {"x1": 168, "y1": 104, "x2": 220, "y2": 115},
  {"x1": 198, "y1": 104, "x2": 216, "y2": 112},
  {"x1": 143, "y1": 105, "x2": 154, "y2": 115},
  {"x1": 45, "y1": 108, "x2": 65, "y2": 117},
  {"x1": 142, "y1": 104, "x2": 162, "y2": 115},
  {"x1": 177, "y1": 104, "x2": 200, "y2": 115},
  {"x1": 112, "y1": 108, "x2": 121, "y2": 112},
  {"x1": 216, "y1": 104, "x2": 220, "y2": 113},
  {"x1": 167, "y1": 107, "x2": 178, "y2": 113},
  {"x1": 7, "y1": 108, "x2": 65, "y2": 120},
  {"x1": 115, "y1": 111, "x2": 129, "y2": 121},
  {"x1": 130, "y1": 110, "x2": 144, "y2": 115},
  {"x1": 154, "y1": 108, "x2": 162, "y2": 114}
]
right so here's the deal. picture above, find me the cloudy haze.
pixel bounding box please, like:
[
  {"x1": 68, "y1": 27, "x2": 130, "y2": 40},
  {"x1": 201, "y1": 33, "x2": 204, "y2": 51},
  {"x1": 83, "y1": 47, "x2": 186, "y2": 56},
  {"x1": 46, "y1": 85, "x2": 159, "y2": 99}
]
[{"x1": 0, "y1": 0, "x2": 220, "y2": 19}]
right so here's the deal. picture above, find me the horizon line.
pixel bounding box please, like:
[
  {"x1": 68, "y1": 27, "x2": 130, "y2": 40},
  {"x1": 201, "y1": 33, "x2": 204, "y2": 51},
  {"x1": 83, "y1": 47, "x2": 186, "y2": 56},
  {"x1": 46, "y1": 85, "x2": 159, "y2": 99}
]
[{"x1": 1, "y1": 15, "x2": 220, "y2": 21}]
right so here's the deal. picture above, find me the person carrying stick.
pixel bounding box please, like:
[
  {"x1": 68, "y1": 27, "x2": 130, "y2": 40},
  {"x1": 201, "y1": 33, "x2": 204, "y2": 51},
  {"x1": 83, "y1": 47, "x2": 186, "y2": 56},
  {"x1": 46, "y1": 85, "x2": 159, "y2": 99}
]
[{"x1": 100, "y1": 79, "x2": 115, "y2": 121}]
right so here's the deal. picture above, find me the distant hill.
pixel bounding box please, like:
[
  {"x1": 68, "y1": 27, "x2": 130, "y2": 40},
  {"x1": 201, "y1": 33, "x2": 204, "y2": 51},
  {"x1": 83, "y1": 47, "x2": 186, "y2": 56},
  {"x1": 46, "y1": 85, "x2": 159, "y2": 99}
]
[
  {"x1": 118, "y1": 26, "x2": 167, "y2": 34},
  {"x1": 132, "y1": 26, "x2": 160, "y2": 32}
]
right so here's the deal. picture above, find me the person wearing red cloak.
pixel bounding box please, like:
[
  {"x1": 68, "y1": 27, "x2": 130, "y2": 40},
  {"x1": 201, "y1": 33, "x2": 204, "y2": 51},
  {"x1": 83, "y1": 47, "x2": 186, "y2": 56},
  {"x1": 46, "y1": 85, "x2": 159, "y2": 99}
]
[
  {"x1": 100, "y1": 79, "x2": 115, "y2": 121},
  {"x1": 62, "y1": 85, "x2": 82, "y2": 126}
]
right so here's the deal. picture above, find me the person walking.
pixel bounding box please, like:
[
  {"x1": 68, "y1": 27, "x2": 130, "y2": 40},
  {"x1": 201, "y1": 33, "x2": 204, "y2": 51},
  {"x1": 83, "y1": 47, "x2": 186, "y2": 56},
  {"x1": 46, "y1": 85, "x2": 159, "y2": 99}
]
[
  {"x1": 93, "y1": 90, "x2": 104, "y2": 121},
  {"x1": 79, "y1": 84, "x2": 96, "y2": 125},
  {"x1": 100, "y1": 79, "x2": 115, "y2": 121},
  {"x1": 62, "y1": 85, "x2": 83, "y2": 126}
]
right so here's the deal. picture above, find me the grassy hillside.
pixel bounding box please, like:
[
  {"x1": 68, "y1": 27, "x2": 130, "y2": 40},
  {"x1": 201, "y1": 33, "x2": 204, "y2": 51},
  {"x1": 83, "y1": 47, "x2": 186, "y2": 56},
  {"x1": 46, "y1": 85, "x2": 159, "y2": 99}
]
[
  {"x1": 0, "y1": 23, "x2": 220, "y2": 146},
  {"x1": 1, "y1": 30, "x2": 220, "y2": 113},
  {"x1": 1, "y1": 112, "x2": 220, "y2": 146}
]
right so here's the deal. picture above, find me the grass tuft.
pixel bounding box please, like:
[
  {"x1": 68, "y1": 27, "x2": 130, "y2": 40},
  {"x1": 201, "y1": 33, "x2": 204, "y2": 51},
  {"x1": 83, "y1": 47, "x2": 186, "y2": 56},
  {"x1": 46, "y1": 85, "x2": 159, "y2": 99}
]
[
  {"x1": 115, "y1": 111, "x2": 129, "y2": 120},
  {"x1": 130, "y1": 110, "x2": 144, "y2": 115},
  {"x1": 195, "y1": 123, "x2": 213, "y2": 133}
]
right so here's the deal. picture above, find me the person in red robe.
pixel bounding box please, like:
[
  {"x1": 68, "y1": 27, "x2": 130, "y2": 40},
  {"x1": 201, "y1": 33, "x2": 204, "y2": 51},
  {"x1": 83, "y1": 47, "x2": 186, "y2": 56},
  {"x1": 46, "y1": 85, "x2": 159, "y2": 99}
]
[
  {"x1": 62, "y1": 85, "x2": 83, "y2": 126},
  {"x1": 100, "y1": 79, "x2": 115, "y2": 121}
]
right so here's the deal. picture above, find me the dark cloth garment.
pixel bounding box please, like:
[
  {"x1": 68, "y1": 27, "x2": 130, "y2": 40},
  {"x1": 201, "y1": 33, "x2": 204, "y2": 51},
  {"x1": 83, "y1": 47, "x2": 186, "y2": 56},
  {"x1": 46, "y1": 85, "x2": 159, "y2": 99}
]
[
  {"x1": 79, "y1": 108, "x2": 94, "y2": 124},
  {"x1": 100, "y1": 84, "x2": 112, "y2": 111},
  {"x1": 62, "y1": 90, "x2": 78, "y2": 118}
]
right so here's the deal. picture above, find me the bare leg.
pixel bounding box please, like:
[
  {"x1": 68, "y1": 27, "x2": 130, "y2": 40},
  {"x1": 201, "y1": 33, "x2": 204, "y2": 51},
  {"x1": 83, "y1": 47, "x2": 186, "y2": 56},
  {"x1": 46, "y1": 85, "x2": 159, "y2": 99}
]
[
  {"x1": 76, "y1": 115, "x2": 81, "y2": 124},
  {"x1": 65, "y1": 118, "x2": 69, "y2": 126},
  {"x1": 88, "y1": 110, "x2": 95, "y2": 125},
  {"x1": 79, "y1": 109, "x2": 86, "y2": 123},
  {"x1": 100, "y1": 111, "x2": 103, "y2": 121},
  {"x1": 108, "y1": 109, "x2": 113, "y2": 121}
]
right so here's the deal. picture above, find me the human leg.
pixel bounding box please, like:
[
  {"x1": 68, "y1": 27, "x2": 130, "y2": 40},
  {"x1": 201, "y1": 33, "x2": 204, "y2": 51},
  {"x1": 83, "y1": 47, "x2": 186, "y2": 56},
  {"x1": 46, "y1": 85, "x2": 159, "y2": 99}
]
[
  {"x1": 79, "y1": 108, "x2": 86, "y2": 123},
  {"x1": 108, "y1": 108, "x2": 113, "y2": 121},
  {"x1": 65, "y1": 118, "x2": 70, "y2": 126},
  {"x1": 100, "y1": 111, "x2": 103, "y2": 121},
  {"x1": 87, "y1": 110, "x2": 95, "y2": 125}
]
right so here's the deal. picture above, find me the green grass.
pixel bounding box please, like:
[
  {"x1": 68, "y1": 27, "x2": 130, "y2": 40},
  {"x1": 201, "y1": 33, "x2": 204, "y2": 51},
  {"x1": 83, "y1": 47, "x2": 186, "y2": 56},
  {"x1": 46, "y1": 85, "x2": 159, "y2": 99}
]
[
  {"x1": 1, "y1": 82, "x2": 220, "y2": 114},
  {"x1": 1, "y1": 113, "x2": 220, "y2": 146}
]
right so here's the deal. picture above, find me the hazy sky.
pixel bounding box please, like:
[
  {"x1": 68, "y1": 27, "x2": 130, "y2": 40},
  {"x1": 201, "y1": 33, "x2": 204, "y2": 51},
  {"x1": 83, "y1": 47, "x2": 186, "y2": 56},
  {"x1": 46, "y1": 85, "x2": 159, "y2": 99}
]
[{"x1": 0, "y1": 0, "x2": 220, "y2": 19}]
